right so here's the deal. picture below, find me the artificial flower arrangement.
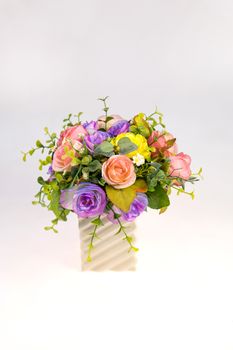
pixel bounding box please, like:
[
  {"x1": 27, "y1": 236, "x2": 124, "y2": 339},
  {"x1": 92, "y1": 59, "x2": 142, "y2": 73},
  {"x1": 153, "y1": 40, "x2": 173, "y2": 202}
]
[{"x1": 23, "y1": 97, "x2": 201, "y2": 261}]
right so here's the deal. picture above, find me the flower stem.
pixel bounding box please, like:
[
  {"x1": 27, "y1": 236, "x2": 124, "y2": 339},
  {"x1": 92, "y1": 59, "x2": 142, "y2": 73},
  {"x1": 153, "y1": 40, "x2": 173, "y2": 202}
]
[
  {"x1": 87, "y1": 227, "x2": 97, "y2": 262},
  {"x1": 69, "y1": 166, "x2": 82, "y2": 188},
  {"x1": 107, "y1": 205, "x2": 138, "y2": 252},
  {"x1": 87, "y1": 218, "x2": 100, "y2": 262}
]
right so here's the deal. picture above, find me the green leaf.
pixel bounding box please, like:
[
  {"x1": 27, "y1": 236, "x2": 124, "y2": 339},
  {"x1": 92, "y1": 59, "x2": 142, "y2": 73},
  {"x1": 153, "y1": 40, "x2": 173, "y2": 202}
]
[
  {"x1": 147, "y1": 184, "x2": 170, "y2": 209},
  {"x1": 37, "y1": 176, "x2": 45, "y2": 185},
  {"x1": 159, "y1": 207, "x2": 168, "y2": 214},
  {"x1": 150, "y1": 162, "x2": 161, "y2": 170},
  {"x1": 106, "y1": 185, "x2": 136, "y2": 212},
  {"x1": 147, "y1": 175, "x2": 158, "y2": 191},
  {"x1": 106, "y1": 179, "x2": 147, "y2": 212},
  {"x1": 91, "y1": 217, "x2": 104, "y2": 226},
  {"x1": 129, "y1": 125, "x2": 138, "y2": 134},
  {"x1": 46, "y1": 156, "x2": 52, "y2": 164},
  {"x1": 88, "y1": 160, "x2": 102, "y2": 172},
  {"x1": 166, "y1": 138, "x2": 176, "y2": 148},
  {"x1": 118, "y1": 137, "x2": 138, "y2": 155},
  {"x1": 29, "y1": 149, "x2": 35, "y2": 156},
  {"x1": 114, "y1": 213, "x2": 121, "y2": 219},
  {"x1": 94, "y1": 141, "x2": 114, "y2": 157},
  {"x1": 48, "y1": 190, "x2": 61, "y2": 216},
  {"x1": 36, "y1": 140, "x2": 43, "y2": 148},
  {"x1": 130, "y1": 179, "x2": 148, "y2": 192},
  {"x1": 105, "y1": 116, "x2": 114, "y2": 123},
  {"x1": 22, "y1": 153, "x2": 27, "y2": 162},
  {"x1": 133, "y1": 113, "x2": 150, "y2": 137},
  {"x1": 81, "y1": 155, "x2": 92, "y2": 165},
  {"x1": 55, "y1": 173, "x2": 63, "y2": 182}
]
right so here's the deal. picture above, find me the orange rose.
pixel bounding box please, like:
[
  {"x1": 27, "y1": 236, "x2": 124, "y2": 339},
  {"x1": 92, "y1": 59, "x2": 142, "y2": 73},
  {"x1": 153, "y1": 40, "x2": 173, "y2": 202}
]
[{"x1": 102, "y1": 155, "x2": 136, "y2": 189}]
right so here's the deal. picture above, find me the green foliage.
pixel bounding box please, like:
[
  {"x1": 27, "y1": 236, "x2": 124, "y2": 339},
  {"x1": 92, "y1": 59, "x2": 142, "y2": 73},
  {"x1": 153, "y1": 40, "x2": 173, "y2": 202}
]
[
  {"x1": 48, "y1": 190, "x2": 61, "y2": 217},
  {"x1": 88, "y1": 160, "x2": 102, "y2": 172},
  {"x1": 91, "y1": 217, "x2": 104, "y2": 226},
  {"x1": 106, "y1": 179, "x2": 147, "y2": 212},
  {"x1": 94, "y1": 141, "x2": 114, "y2": 157},
  {"x1": 107, "y1": 205, "x2": 139, "y2": 252},
  {"x1": 147, "y1": 169, "x2": 166, "y2": 192},
  {"x1": 118, "y1": 137, "x2": 138, "y2": 154},
  {"x1": 81, "y1": 155, "x2": 92, "y2": 165},
  {"x1": 147, "y1": 184, "x2": 170, "y2": 209},
  {"x1": 38, "y1": 156, "x2": 52, "y2": 171},
  {"x1": 87, "y1": 215, "x2": 103, "y2": 261},
  {"x1": 130, "y1": 179, "x2": 148, "y2": 192},
  {"x1": 36, "y1": 140, "x2": 44, "y2": 148},
  {"x1": 166, "y1": 138, "x2": 176, "y2": 148},
  {"x1": 106, "y1": 185, "x2": 136, "y2": 212},
  {"x1": 173, "y1": 187, "x2": 195, "y2": 200},
  {"x1": 145, "y1": 108, "x2": 166, "y2": 129},
  {"x1": 62, "y1": 112, "x2": 83, "y2": 128},
  {"x1": 37, "y1": 176, "x2": 45, "y2": 185},
  {"x1": 98, "y1": 96, "x2": 110, "y2": 117},
  {"x1": 132, "y1": 113, "x2": 151, "y2": 137}
]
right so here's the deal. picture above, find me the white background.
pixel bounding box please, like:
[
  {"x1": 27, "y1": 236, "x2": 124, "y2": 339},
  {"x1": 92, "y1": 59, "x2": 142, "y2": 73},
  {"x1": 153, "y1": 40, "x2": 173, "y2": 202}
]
[{"x1": 1, "y1": 0, "x2": 233, "y2": 349}]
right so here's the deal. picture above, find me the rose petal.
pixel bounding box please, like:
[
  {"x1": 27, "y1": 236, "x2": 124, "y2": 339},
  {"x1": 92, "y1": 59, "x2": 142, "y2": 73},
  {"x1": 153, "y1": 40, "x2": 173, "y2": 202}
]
[{"x1": 60, "y1": 186, "x2": 78, "y2": 210}]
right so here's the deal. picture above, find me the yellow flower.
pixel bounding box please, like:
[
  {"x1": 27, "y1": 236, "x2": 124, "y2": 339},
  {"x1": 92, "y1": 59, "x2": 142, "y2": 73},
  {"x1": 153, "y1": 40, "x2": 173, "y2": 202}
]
[{"x1": 114, "y1": 132, "x2": 151, "y2": 160}]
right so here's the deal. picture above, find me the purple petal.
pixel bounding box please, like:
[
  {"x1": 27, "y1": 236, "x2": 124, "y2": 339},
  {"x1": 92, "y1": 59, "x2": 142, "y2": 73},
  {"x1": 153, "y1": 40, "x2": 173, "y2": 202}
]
[{"x1": 60, "y1": 186, "x2": 78, "y2": 210}]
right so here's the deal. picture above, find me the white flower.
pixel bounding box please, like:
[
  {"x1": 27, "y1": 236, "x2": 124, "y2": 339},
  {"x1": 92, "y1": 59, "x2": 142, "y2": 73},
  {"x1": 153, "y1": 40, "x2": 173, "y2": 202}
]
[{"x1": 132, "y1": 153, "x2": 145, "y2": 166}]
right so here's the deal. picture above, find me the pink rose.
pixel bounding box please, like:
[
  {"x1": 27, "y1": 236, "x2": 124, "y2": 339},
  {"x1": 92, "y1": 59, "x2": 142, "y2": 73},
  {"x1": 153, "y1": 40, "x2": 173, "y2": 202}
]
[
  {"x1": 102, "y1": 155, "x2": 136, "y2": 189},
  {"x1": 169, "y1": 152, "x2": 191, "y2": 180},
  {"x1": 97, "y1": 115, "x2": 123, "y2": 130},
  {"x1": 148, "y1": 131, "x2": 178, "y2": 158},
  {"x1": 57, "y1": 125, "x2": 87, "y2": 146},
  {"x1": 52, "y1": 142, "x2": 75, "y2": 172}
]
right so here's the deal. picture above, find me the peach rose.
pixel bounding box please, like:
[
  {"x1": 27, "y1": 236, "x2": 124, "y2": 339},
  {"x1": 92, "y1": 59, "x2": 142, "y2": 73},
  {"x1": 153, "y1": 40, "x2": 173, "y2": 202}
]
[
  {"x1": 169, "y1": 152, "x2": 191, "y2": 180},
  {"x1": 52, "y1": 142, "x2": 76, "y2": 172},
  {"x1": 148, "y1": 131, "x2": 177, "y2": 158},
  {"x1": 57, "y1": 125, "x2": 87, "y2": 146},
  {"x1": 102, "y1": 155, "x2": 136, "y2": 189},
  {"x1": 97, "y1": 115, "x2": 123, "y2": 130}
]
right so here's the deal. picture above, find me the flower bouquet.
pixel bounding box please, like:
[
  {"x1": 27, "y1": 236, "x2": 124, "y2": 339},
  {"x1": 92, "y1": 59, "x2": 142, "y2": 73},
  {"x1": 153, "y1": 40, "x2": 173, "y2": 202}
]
[{"x1": 23, "y1": 97, "x2": 201, "y2": 267}]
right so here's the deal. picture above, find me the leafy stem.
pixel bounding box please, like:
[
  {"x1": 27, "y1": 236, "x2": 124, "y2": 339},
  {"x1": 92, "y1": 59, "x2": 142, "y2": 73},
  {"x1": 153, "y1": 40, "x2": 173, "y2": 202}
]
[
  {"x1": 63, "y1": 112, "x2": 83, "y2": 128},
  {"x1": 171, "y1": 186, "x2": 195, "y2": 200},
  {"x1": 146, "y1": 108, "x2": 166, "y2": 129},
  {"x1": 98, "y1": 96, "x2": 110, "y2": 124},
  {"x1": 69, "y1": 165, "x2": 82, "y2": 188},
  {"x1": 87, "y1": 216, "x2": 103, "y2": 262},
  {"x1": 107, "y1": 205, "x2": 138, "y2": 252}
]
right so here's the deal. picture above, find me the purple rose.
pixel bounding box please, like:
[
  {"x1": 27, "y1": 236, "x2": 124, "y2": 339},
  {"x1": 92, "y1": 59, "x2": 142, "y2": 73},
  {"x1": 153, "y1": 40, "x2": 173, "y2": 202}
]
[
  {"x1": 122, "y1": 193, "x2": 148, "y2": 221},
  {"x1": 107, "y1": 193, "x2": 148, "y2": 223},
  {"x1": 107, "y1": 192, "x2": 148, "y2": 224},
  {"x1": 84, "y1": 131, "x2": 109, "y2": 152},
  {"x1": 83, "y1": 120, "x2": 98, "y2": 135},
  {"x1": 108, "y1": 120, "x2": 130, "y2": 136},
  {"x1": 60, "y1": 183, "x2": 106, "y2": 218}
]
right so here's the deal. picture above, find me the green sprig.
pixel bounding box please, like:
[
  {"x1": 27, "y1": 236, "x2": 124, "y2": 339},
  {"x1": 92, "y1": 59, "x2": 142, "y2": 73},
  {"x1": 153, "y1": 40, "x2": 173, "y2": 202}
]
[
  {"x1": 62, "y1": 112, "x2": 83, "y2": 129},
  {"x1": 107, "y1": 205, "x2": 138, "y2": 252},
  {"x1": 87, "y1": 216, "x2": 103, "y2": 262}
]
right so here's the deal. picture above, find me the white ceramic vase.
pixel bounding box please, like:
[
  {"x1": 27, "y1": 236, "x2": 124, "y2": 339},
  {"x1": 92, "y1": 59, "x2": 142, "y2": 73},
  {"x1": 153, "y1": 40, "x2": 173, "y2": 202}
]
[{"x1": 78, "y1": 216, "x2": 137, "y2": 271}]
